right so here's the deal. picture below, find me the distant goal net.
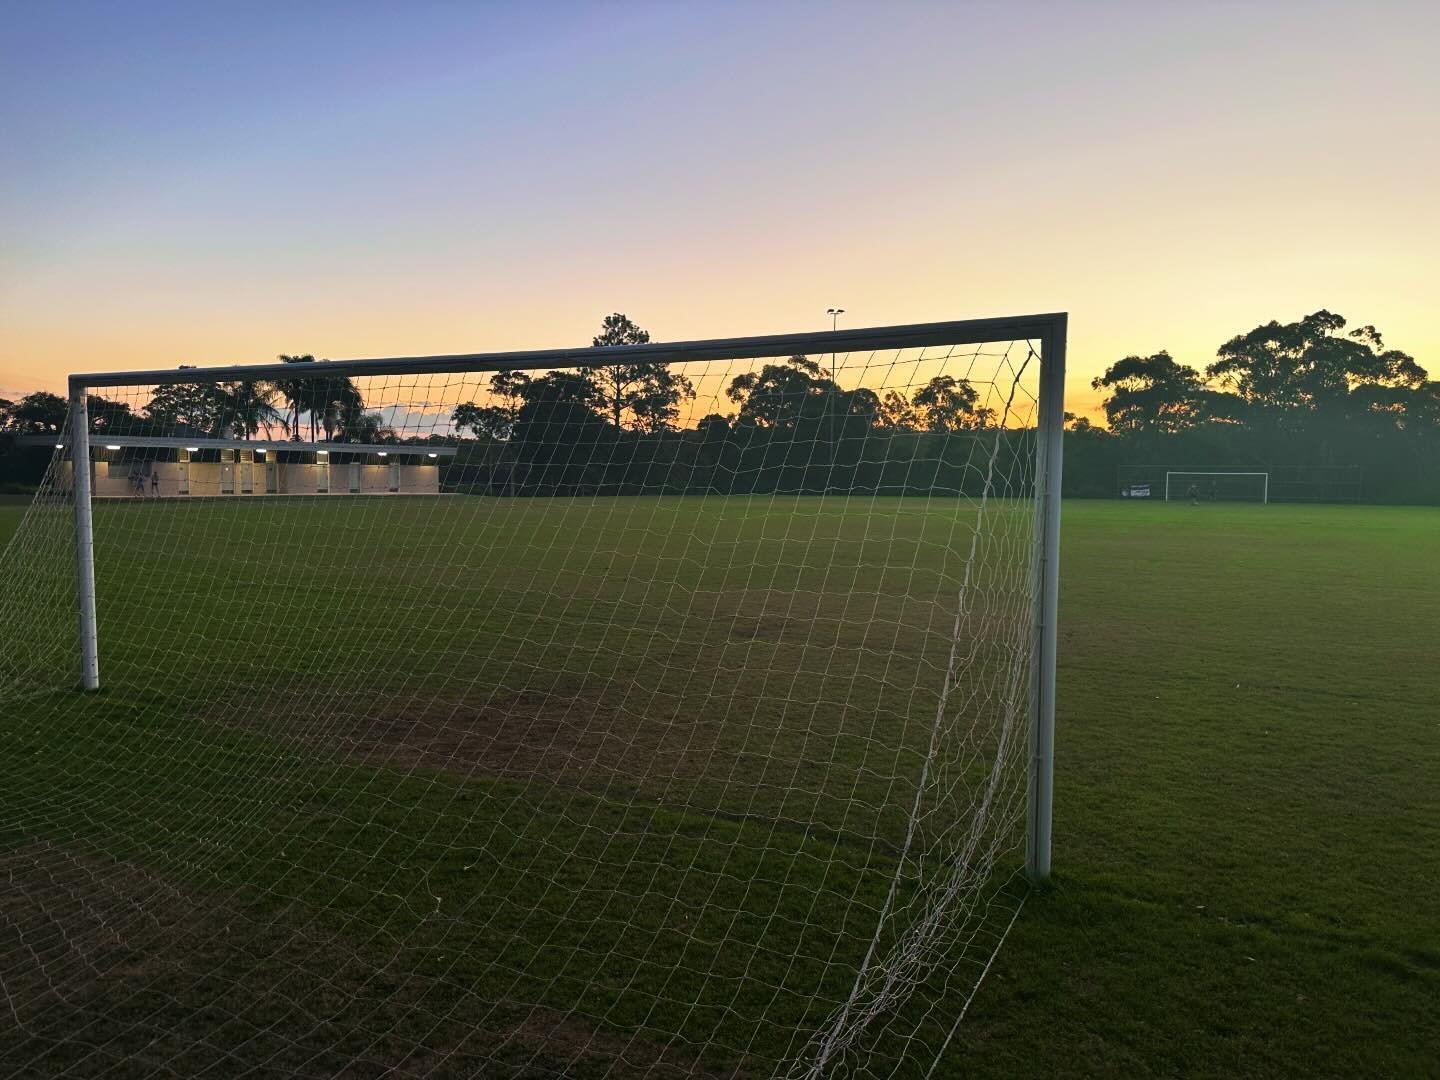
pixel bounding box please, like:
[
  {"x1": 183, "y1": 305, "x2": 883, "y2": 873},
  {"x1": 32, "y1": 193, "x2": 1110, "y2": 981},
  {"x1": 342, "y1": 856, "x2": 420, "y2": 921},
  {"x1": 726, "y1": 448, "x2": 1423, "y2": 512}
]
[
  {"x1": 1164, "y1": 470, "x2": 1269, "y2": 503},
  {"x1": 0, "y1": 315, "x2": 1064, "y2": 1078}
]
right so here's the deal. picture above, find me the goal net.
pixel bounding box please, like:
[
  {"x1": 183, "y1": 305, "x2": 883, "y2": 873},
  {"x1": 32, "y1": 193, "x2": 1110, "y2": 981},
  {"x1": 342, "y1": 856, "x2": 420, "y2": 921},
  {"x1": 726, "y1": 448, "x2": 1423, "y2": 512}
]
[
  {"x1": 1164, "y1": 471, "x2": 1269, "y2": 503},
  {"x1": 0, "y1": 316, "x2": 1064, "y2": 1078}
]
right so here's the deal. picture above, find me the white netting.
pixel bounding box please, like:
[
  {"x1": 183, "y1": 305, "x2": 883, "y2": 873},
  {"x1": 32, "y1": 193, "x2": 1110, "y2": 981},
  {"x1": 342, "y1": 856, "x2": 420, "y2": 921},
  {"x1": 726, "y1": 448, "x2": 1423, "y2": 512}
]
[{"x1": 0, "y1": 333, "x2": 1048, "y2": 1078}]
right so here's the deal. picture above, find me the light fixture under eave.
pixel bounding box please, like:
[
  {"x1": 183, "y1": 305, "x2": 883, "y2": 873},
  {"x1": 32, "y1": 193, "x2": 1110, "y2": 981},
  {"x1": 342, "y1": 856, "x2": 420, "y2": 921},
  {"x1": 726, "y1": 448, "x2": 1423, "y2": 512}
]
[
  {"x1": 427, "y1": 453, "x2": 438, "y2": 458},
  {"x1": 378, "y1": 451, "x2": 388, "y2": 457},
  {"x1": 185, "y1": 447, "x2": 199, "y2": 452},
  {"x1": 55, "y1": 443, "x2": 64, "y2": 449},
  {"x1": 105, "y1": 444, "x2": 121, "y2": 451}
]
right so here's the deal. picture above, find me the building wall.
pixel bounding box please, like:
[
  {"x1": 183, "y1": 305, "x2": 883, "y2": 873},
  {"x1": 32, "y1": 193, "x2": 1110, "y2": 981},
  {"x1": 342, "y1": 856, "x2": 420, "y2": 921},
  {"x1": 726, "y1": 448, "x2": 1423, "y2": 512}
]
[
  {"x1": 399, "y1": 465, "x2": 439, "y2": 494},
  {"x1": 359, "y1": 464, "x2": 392, "y2": 493},
  {"x1": 185, "y1": 462, "x2": 230, "y2": 497},
  {"x1": 282, "y1": 463, "x2": 327, "y2": 494},
  {"x1": 92, "y1": 461, "x2": 129, "y2": 497},
  {"x1": 86, "y1": 457, "x2": 441, "y2": 496}
]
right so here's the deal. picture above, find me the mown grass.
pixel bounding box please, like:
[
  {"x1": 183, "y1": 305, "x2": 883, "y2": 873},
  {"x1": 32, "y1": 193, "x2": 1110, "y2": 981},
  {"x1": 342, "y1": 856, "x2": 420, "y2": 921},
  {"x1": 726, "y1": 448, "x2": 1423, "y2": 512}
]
[
  {"x1": 961, "y1": 502, "x2": 1440, "y2": 1078},
  {"x1": 1, "y1": 498, "x2": 1437, "y2": 1077}
]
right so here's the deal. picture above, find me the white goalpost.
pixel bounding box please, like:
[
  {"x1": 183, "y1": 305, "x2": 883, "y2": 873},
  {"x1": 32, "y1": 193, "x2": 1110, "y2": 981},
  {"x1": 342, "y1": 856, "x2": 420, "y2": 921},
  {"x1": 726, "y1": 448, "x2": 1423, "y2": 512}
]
[
  {"x1": 1165, "y1": 470, "x2": 1270, "y2": 503},
  {"x1": 2, "y1": 313, "x2": 1065, "y2": 1078}
]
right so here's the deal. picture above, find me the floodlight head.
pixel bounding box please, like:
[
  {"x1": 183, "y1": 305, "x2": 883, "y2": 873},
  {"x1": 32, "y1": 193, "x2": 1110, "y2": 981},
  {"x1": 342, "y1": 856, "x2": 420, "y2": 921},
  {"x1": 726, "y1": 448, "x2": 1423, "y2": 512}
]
[{"x1": 55, "y1": 443, "x2": 64, "y2": 449}]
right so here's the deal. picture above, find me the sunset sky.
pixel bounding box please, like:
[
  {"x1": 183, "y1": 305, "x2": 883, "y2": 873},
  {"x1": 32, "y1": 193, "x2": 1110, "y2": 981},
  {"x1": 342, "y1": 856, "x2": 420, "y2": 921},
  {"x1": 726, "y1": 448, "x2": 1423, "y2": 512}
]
[{"x1": 3, "y1": 1, "x2": 1436, "y2": 419}]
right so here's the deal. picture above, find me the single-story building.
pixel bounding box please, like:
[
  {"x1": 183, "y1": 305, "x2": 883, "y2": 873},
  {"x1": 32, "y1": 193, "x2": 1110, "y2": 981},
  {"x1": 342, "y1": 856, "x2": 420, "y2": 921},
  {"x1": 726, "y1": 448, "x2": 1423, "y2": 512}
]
[{"x1": 32, "y1": 435, "x2": 455, "y2": 497}]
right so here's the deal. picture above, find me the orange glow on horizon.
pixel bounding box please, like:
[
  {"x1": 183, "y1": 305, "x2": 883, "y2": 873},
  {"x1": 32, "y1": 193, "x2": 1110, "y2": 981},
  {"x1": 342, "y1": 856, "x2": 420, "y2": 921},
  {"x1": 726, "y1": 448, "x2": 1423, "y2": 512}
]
[{"x1": 3, "y1": 4, "x2": 1435, "y2": 426}]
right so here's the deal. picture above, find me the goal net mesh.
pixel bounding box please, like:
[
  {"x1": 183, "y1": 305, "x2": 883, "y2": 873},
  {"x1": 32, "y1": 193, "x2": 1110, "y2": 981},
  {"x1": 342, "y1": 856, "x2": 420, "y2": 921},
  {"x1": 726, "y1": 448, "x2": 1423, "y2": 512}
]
[{"x1": 0, "y1": 335, "x2": 1046, "y2": 1078}]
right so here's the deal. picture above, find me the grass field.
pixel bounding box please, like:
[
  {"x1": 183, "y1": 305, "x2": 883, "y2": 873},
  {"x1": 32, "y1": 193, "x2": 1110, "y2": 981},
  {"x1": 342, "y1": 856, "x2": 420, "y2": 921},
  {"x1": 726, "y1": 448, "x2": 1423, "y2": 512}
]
[{"x1": 1, "y1": 497, "x2": 1437, "y2": 1078}]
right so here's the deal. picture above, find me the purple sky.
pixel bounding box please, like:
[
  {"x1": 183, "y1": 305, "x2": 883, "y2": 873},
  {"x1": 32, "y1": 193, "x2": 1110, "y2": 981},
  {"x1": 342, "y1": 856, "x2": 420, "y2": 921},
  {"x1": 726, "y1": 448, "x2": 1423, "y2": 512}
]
[{"x1": 3, "y1": 1, "x2": 1437, "y2": 414}]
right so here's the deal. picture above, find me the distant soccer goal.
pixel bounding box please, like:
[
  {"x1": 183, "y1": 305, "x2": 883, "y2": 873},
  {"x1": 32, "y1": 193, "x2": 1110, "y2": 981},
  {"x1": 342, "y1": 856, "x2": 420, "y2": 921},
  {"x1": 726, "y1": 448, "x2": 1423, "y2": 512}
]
[
  {"x1": 1, "y1": 314, "x2": 1065, "y2": 1077},
  {"x1": 1165, "y1": 470, "x2": 1269, "y2": 503}
]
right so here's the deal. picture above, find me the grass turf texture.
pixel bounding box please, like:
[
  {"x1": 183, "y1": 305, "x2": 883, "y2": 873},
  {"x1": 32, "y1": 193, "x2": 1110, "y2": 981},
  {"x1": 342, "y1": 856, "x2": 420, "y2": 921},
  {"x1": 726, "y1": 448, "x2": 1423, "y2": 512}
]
[{"x1": 1, "y1": 498, "x2": 1437, "y2": 1077}]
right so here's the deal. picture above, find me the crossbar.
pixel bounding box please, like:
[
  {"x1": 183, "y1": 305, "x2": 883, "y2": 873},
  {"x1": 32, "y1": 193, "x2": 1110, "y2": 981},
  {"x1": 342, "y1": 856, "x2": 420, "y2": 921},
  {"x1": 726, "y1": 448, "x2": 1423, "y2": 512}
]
[{"x1": 69, "y1": 314, "x2": 1067, "y2": 390}]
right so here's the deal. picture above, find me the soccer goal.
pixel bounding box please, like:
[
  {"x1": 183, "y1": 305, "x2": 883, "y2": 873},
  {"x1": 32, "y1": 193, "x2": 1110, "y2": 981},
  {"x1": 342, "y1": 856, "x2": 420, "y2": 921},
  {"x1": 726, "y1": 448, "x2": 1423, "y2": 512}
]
[
  {"x1": 1, "y1": 313, "x2": 1065, "y2": 1078},
  {"x1": 1165, "y1": 470, "x2": 1269, "y2": 503}
]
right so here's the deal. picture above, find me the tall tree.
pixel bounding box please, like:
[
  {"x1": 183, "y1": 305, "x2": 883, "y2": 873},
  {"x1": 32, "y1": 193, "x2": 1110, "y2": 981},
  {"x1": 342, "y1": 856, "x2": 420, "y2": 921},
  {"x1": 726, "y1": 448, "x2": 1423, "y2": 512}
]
[
  {"x1": 222, "y1": 381, "x2": 284, "y2": 440},
  {"x1": 274, "y1": 354, "x2": 318, "y2": 439},
  {"x1": 1091, "y1": 351, "x2": 1207, "y2": 435},
  {"x1": 877, "y1": 390, "x2": 919, "y2": 430},
  {"x1": 586, "y1": 313, "x2": 694, "y2": 430},
  {"x1": 146, "y1": 381, "x2": 226, "y2": 436},
  {"x1": 509, "y1": 370, "x2": 613, "y2": 490},
  {"x1": 518, "y1": 371, "x2": 602, "y2": 411},
  {"x1": 726, "y1": 355, "x2": 835, "y2": 428},
  {"x1": 452, "y1": 370, "x2": 531, "y2": 441},
  {"x1": 490, "y1": 370, "x2": 532, "y2": 412},
  {"x1": 627, "y1": 366, "x2": 695, "y2": 432},
  {"x1": 86, "y1": 395, "x2": 137, "y2": 435},
  {"x1": 1207, "y1": 310, "x2": 1426, "y2": 414},
  {"x1": 911, "y1": 375, "x2": 983, "y2": 432},
  {"x1": 8, "y1": 392, "x2": 68, "y2": 434},
  {"x1": 452, "y1": 402, "x2": 513, "y2": 441},
  {"x1": 320, "y1": 381, "x2": 365, "y2": 441},
  {"x1": 337, "y1": 409, "x2": 395, "y2": 443}
]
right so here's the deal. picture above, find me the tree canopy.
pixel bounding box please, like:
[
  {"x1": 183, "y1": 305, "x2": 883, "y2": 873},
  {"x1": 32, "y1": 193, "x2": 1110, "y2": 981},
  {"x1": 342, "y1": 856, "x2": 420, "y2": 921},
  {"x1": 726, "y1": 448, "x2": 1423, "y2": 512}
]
[
  {"x1": 1080, "y1": 310, "x2": 1436, "y2": 502},
  {"x1": 726, "y1": 355, "x2": 836, "y2": 428},
  {"x1": 1208, "y1": 310, "x2": 1425, "y2": 413},
  {"x1": 584, "y1": 313, "x2": 695, "y2": 431},
  {"x1": 6, "y1": 392, "x2": 67, "y2": 434},
  {"x1": 1090, "y1": 351, "x2": 1208, "y2": 435}
]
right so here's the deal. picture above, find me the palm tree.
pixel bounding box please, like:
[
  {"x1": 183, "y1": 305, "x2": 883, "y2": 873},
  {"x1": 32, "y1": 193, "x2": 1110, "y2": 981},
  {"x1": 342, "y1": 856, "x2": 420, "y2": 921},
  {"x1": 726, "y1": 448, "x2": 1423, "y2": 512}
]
[
  {"x1": 338, "y1": 409, "x2": 396, "y2": 444},
  {"x1": 321, "y1": 380, "x2": 364, "y2": 441},
  {"x1": 223, "y1": 381, "x2": 284, "y2": 440},
  {"x1": 274, "y1": 354, "x2": 317, "y2": 441}
]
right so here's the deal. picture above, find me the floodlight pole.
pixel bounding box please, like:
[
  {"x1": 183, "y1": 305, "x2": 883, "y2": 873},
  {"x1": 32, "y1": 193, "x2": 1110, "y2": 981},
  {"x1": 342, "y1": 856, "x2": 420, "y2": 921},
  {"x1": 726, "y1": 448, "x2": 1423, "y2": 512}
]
[
  {"x1": 1026, "y1": 315, "x2": 1066, "y2": 884},
  {"x1": 826, "y1": 308, "x2": 845, "y2": 381},
  {"x1": 70, "y1": 384, "x2": 100, "y2": 691}
]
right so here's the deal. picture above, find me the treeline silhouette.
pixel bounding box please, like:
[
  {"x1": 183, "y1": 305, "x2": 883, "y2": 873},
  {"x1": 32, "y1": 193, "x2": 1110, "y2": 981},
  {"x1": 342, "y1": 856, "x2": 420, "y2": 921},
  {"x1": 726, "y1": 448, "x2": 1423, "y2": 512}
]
[
  {"x1": 1065, "y1": 310, "x2": 1438, "y2": 502},
  {"x1": 0, "y1": 358, "x2": 398, "y2": 447},
  {"x1": 3, "y1": 310, "x2": 1434, "y2": 502},
  {"x1": 443, "y1": 310, "x2": 1437, "y2": 502},
  {"x1": 443, "y1": 315, "x2": 1028, "y2": 497}
]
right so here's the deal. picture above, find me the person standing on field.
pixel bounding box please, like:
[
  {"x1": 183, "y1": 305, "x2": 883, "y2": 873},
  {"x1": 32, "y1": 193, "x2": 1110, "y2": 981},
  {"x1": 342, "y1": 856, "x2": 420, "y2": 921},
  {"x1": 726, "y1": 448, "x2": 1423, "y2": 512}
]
[
  {"x1": 1187, "y1": 482, "x2": 1199, "y2": 506},
  {"x1": 151, "y1": 471, "x2": 160, "y2": 496}
]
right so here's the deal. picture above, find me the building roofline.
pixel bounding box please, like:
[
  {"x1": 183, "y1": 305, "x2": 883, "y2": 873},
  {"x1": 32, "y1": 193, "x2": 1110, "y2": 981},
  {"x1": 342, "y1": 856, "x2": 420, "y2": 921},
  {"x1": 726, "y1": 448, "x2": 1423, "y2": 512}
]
[{"x1": 23, "y1": 434, "x2": 456, "y2": 457}]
